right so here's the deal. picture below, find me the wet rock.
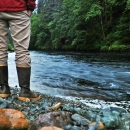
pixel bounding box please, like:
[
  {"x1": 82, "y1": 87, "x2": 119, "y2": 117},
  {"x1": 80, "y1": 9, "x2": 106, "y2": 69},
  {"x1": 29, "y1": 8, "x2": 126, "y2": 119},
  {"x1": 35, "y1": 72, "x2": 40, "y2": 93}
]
[
  {"x1": 100, "y1": 105, "x2": 128, "y2": 115},
  {"x1": 51, "y1": 102, "x2": 61, "y2": 110},
  {"x1": 110, "y1": 106, "x2": 128, "y2": 113},
  {"x1": 83, "y1": 110, "x2": 97, "y2": 122},
  {"x1": 63, "y1": 124, "x2": 73, "y2": 130},
  {"x1": 0, "y1": 108, "x2": 30, "y2": 130},
  {"x1": 98, "y1": 112, "x2": 119, "y2": 129},
  {"x1": 42, "y1": 101, "x2": 51, "y2": 111},
  {"x1": 63, "y1": 125, "x2": 80, "y2": 130},
  {"x1": 62, "y1": 104, "x2": 74, "y2": 112},
  {"x1": 87, "y1": 122, "x2": 105, "y2": 130},
  {"x1": 0, "y1": 97, "x2": 8, "y2": 108},
  {"x1": 28, "y1": 111, "x2": 72, "y2": 130},
  {"x1": 73, "y1": 107, "x2": 81, "y2": 113},
  {"x1": 71, "y1": 113, "x2": 91, "y2": 126},
  {"x1": 98, "y1": 106, "x2": 129, "y2": 129},
  {"x1": 70, "y1": 126, "x2": 80, "y2": 130},
  {"x1": 47, "y1": 102, "x2": 62, "y2": 112},
  {"x1": 120, "y1": 113, "x2": 130, "y2": 130},
  {"x1": 39, "y1": 126, "x2": 63, "y2": 130},
  {"x1": 2, "y1": 87, "x2": 130, "y2": 130}
]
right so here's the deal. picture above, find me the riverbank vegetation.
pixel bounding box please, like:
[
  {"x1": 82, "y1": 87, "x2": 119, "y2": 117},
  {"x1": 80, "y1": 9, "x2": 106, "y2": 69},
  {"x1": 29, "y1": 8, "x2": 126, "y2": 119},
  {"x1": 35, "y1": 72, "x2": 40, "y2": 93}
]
[{"x1": 8, "y1": 0, "x2": 130, "y2": 52}]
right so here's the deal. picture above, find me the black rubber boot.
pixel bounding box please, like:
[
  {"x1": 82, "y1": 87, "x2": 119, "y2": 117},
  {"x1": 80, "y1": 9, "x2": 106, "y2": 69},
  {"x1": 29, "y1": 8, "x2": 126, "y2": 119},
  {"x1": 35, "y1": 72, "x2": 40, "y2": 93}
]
[
  {"x1": 0, "y1": 66, "x2": 11, "y2": 98},
  {"x1": 17, "y1": 67, "x2": 40, "y2": 102}
]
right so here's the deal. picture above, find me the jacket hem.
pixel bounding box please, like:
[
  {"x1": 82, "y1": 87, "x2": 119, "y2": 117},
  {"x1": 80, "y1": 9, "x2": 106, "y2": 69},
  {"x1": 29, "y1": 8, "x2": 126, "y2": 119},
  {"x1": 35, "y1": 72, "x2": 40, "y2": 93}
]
[{"x1": 0, "y1": 7, "x2": 28, "y2": 12}]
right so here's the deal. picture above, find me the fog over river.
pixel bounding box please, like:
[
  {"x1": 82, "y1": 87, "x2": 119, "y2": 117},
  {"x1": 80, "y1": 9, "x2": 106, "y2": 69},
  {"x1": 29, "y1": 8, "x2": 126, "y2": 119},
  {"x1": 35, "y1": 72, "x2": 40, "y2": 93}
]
[{"x1": 8, "y1": 51, "x2": 130, "y2": 101}]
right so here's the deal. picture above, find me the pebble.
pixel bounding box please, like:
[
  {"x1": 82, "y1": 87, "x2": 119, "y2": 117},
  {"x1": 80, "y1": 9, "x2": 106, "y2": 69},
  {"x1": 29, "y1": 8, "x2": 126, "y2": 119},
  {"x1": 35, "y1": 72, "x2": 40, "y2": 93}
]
[{"x1": 0, "y1": 87, "x2": 129, "y2": 130}]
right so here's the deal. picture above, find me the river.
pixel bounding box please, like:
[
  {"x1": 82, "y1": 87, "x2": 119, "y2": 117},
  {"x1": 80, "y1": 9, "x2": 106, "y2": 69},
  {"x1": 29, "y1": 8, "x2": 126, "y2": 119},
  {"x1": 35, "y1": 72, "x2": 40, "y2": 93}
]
[{"x1": 8, "y1": 51, "x2": 130, "y2": 101}]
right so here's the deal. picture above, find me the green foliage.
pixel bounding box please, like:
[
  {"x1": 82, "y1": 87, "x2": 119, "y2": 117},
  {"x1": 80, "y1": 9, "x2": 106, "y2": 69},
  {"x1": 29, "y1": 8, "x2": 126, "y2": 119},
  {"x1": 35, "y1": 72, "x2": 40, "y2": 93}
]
[
  {"x1": 109, "y1": 44, "x2": 127, "y2": 51},
  {"x1": 115, "y1": 8, "x2": 130, "y2": 45},
  {"x1": 8, "y1": 29, "x2": 14, "y2": 51},
  {"x1": 29, "y1": 0, "x2": 130, "y2": 52},
  {"x1": 85, "y1": 3, "x2": 102, "y2": 20},
  {"x1": 8, "y1": 43, "x2": 14, "y2": 51},
  {"x1": 100, "y1": 46, "x2": 109, "y2": 51},
  {"x1": 30, "y1": 14, "x2": 41, "y2": 49}
]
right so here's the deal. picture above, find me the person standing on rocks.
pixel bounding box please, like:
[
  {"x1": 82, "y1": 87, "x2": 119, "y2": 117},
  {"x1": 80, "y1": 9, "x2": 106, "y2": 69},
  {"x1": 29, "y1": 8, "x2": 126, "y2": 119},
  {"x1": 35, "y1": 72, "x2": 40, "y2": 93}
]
[{"x1": 0, "y1": 0, "x2": 40, "y2": 101}]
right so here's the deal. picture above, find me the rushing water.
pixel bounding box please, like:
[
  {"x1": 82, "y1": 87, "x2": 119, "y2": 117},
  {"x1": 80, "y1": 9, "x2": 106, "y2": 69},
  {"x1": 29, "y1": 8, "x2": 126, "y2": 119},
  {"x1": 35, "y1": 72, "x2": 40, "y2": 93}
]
[{"x1": 8, "y1": 51, "x2": 130, "y2": 101}]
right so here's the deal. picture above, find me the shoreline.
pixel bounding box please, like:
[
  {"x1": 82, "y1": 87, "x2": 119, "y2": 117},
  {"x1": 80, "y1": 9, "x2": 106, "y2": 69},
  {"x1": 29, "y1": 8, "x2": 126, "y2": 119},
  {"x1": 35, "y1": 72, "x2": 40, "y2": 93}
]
[
  {"x1": 0, "y1": 87, "x2": 129, "y2": 129},
  {"x1": 4, "y1": 87, "x2": 130, "y2": 118}
]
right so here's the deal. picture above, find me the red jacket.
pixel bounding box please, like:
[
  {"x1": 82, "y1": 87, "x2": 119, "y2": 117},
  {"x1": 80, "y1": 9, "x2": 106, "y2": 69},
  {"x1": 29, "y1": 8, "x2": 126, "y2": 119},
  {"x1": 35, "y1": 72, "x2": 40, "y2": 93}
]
[{"x1": 0, "y1": 0, "x2": 36, "y2": 12}]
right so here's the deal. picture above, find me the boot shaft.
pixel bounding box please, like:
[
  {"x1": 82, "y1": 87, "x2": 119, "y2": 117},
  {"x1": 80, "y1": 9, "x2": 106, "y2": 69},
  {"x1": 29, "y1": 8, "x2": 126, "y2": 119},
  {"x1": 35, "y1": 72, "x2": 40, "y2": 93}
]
[
  {"x1": 0, "y1": 66, "x2": 8, "y2": 86},
  {"x1": 17, "y1": 67, "x2": 40, "y2": 101},
  {"x1": 0, "y1": 66, "x2": 10, "y2": 96},
  {"x1": 16, "y1": 67, "x2": 31, "y2": 88}
]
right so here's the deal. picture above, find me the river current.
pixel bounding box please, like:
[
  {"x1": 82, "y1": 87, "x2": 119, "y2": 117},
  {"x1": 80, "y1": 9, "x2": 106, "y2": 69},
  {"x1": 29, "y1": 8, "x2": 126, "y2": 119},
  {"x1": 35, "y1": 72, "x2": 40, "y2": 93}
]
[{"x1": 8, "y1": 51, "x2": 130, "y2": 101}]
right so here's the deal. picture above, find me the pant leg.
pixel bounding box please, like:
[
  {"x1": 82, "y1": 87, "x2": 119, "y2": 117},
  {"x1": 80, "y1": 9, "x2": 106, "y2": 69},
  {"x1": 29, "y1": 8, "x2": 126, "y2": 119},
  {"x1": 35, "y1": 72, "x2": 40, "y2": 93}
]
[
  {"x1": 9, "y1": 11, "x2": 31, "y2": 67},
  {"x1": 0, "y1": 17, "x2": 9, "y2": 66}
]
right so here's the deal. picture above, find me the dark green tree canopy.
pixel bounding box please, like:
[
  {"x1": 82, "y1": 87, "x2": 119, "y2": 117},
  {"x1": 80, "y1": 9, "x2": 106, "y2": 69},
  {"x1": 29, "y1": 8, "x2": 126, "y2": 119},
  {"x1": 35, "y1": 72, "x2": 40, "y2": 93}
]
[{"x1": 29, "y1": 0, "x2": 130, "y2": 52}]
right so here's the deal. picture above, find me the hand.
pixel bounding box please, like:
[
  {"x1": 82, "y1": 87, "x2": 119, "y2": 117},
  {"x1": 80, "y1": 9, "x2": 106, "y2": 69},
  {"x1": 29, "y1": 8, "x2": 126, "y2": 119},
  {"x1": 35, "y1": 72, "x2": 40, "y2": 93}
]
[{"x1": 27, "y1": 10, "x2": 32, "y2": 17}]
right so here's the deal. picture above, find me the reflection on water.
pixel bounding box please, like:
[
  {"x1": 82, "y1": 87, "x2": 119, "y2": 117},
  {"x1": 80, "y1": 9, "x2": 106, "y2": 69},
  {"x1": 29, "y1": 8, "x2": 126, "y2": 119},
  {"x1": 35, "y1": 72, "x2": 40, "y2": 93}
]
[{"x1": 8, "y1": 51, "x2": 130, "y2": 101}]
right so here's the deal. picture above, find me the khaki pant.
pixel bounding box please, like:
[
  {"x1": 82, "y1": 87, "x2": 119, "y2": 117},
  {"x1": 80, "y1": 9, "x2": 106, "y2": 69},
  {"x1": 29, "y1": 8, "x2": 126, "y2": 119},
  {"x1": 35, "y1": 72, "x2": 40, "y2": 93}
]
[{"x1": 0, "y1": 11, "x2": 31, "y2": 67}]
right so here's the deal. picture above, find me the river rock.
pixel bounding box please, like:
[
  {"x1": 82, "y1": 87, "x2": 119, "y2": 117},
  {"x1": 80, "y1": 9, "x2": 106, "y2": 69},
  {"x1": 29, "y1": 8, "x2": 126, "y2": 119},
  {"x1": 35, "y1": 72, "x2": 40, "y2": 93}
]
[
  {"x1": 87, "y1": 122, "x2": 105, "y2": 130},
  {"x1": 83, "y1": 110, "x2": 97, "y2": 122},
  {"x1": 120, "y1": 113, "x2": 130, "y2": 130},
  {"x1": 0, "y1": 97, "x2": 8, "y2": 108},
  {"x1": 71, "y1": 113, "x2": 91, "y2": 126},
  {"x1": 100, "y1": 106, "x2": 128, "y2": 115},
  {"x1": 39, "y1": 126, "x2": 63, "y2": 130},
  {"x1": 97, "y1": 106, "x2": 129, "y2": 129},
  {"x1": 99, "y1": 112, "x2": 119, "y2": 128},
  {"x1": 110, "y1": 106, "x2": 128, "y2": 113},
  {"x1": 0, "y1": 108, "x2": 30, "y2": 130},
  {"x1": 28, "y1": 111, "x2": 72, "y2": 130}
]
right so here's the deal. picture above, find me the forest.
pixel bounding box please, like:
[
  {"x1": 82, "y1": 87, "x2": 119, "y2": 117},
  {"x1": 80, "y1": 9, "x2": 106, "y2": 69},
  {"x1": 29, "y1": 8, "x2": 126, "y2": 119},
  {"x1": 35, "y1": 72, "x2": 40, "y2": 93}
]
[{"x1": 9, "y1": 0, "x2": 130, "y2": 52}]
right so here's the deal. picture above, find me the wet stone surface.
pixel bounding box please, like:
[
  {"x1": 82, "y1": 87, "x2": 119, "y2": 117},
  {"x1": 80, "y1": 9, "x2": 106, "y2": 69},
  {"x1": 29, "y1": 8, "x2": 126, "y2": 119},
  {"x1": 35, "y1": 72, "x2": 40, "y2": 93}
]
[
  {"x1": 0, "y1": 108, "x2": 30, "y2": 130},
  {"x1": 0, "y1": 87, "x2": 130, "y2": 130}
]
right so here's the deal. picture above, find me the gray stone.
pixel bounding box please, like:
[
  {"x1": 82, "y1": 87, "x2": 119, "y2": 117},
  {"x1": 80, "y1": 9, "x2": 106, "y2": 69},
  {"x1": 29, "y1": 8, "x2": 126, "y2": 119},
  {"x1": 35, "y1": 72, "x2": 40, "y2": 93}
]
[
  {"x1": 28, "y1": 111, "x2": 72, "y2": 130},
  {"x1": 110, "y1": 106, "x2": 128, "y2": 113},
  {"x1": 63, "y1": 125, "x2": 73, "y2": 130},
  {"x1": 0, "y1": 97, "x2": 7, "y2": 108},
  {"x1": 100, "y1": 114, "x2": 120, "y2": 129},
  {"x1": 120, "y1": 113, "x2": 130, "y2": 130},
  {"x1": 71, "y1": 113, "x2": 91, "y2": 126}
]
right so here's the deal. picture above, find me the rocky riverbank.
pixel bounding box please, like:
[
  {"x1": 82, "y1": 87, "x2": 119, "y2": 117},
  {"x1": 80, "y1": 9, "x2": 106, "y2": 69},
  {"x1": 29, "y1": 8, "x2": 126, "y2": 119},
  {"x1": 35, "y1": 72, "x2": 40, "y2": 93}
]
[{"x1": 0, "y1": 86, "x2": 130, "y2": 130}]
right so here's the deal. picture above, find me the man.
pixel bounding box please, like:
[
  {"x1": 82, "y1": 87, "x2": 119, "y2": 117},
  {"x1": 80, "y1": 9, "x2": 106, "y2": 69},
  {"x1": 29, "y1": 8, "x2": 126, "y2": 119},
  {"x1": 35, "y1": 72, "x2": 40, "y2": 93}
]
[{"x1": 0, "y1": 0, "x2": 40, "y2": 101}]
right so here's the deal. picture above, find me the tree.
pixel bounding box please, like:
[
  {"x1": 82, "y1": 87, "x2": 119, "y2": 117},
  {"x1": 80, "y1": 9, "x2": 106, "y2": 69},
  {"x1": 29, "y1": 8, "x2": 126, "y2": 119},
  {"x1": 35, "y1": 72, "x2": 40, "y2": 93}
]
[{"x1": 29, "y1": 0, "x2": 130, "y2": 52}]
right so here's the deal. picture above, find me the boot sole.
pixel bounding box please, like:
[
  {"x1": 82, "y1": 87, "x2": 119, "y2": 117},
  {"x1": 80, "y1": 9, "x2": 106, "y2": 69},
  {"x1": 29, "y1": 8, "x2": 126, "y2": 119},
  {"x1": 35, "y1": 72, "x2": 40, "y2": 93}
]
[
  {"x1": 18, "y1": 95, "x2": 41, "y2": 102},
  {"x1": 0, "y1": 94, "x2": 10, "y2": 98}
]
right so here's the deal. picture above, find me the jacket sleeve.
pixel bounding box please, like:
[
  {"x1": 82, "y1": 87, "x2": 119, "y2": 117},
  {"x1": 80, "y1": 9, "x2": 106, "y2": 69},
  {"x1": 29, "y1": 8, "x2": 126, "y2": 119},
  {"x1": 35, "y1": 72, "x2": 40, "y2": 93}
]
[{"x1": 26, "y1": 0, "x2": 36, "y2": 11}]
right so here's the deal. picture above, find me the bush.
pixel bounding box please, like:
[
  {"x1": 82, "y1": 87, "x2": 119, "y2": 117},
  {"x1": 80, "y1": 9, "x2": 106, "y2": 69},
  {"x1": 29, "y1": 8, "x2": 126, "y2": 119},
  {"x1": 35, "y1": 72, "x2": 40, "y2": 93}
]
[{"x1": 100, "y1": 46, "x2": 109, "y2": 51}]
